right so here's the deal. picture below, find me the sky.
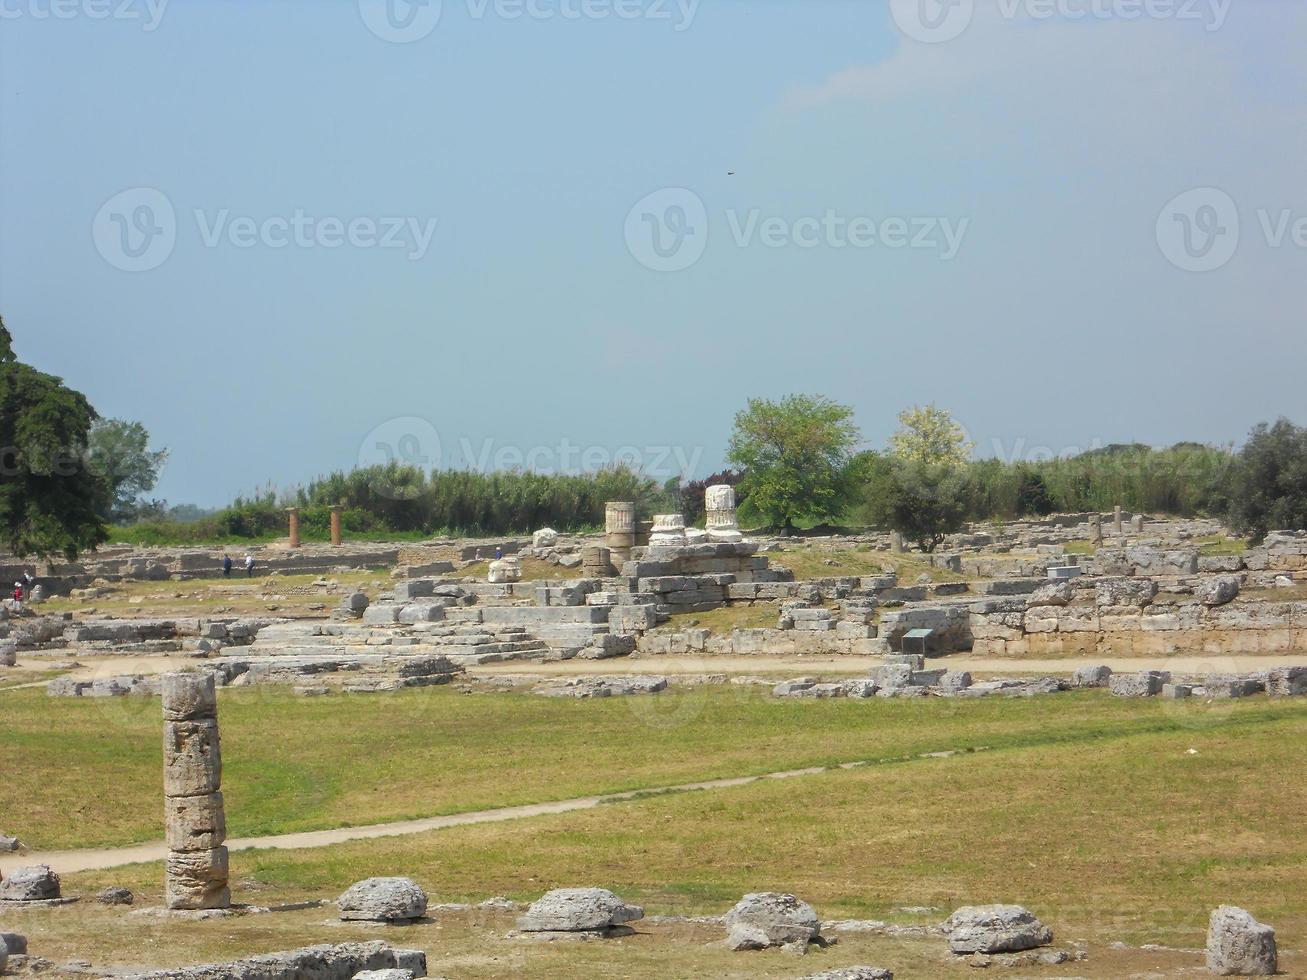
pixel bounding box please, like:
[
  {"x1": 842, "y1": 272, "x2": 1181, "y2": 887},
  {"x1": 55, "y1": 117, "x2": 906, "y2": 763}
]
[{"x1": 1, "y1": 0, "x2": 1305, "y2": 507}]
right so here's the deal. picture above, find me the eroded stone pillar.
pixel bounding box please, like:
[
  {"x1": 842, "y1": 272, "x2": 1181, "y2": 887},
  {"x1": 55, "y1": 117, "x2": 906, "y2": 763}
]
[
  {"x1": 1114, "y1": 505, "x2": 1123, "y2": 536},
  {"x1": 287, "y1": 507, "x2": 301, "y2": 549},
  {"x1": 1090, "y1": 513, "x2": 1103, "y2": 546},
  {"x1": 605, "y1": 501, "x2": 636, "y2": 565},
  {"x1": 162, "y1": 672, "x2": 230, "y2": 910},
  {"x1": 705, "y1": 485, "x2": 743, "y2": 542},
  {"x1": 890, "y1": 530, "x2": 907, "y2": 553},
  {"x1": 330, "y1": 505, "x2": 343, "y2": 547},
  {"x1": 650, "y1": 514, "x2": 688, "y2": 546},
  {"x1": 1131, "y1": 513, "x2": 1145, "y2": 533}
]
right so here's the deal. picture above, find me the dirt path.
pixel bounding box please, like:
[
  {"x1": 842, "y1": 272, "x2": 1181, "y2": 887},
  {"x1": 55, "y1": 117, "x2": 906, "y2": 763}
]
[{"x1": 0, "y1": 764, "x2": 847, "y2": 875}]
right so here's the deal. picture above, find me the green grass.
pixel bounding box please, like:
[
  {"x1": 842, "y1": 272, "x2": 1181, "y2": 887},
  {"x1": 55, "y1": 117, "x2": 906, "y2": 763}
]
[
  {"x1": 1064, "y1": 539, "x2": 1097, "y2": 555},
  {"x1": 1195, "y1": 535, "x2": 1250, "y2": 556},
  {"x1": 4, "y1": 687, "x2": 1304, "y2": 855},
  {"x1": 42, "y1": 696, "x2": 1307, "y2": 978},
  {"x1": 768, "y1": 547, "x2": 968, "y2": 584}
]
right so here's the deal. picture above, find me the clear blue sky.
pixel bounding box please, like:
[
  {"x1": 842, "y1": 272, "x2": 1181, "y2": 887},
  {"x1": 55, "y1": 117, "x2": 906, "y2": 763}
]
[{"x1": 2, "y1": 0, "x2": 1304, "y2": 507}]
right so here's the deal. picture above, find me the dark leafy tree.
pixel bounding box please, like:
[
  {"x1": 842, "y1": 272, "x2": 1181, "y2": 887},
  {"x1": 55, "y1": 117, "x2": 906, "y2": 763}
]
[
  {"x1": 1225, "y1": 419, "x2": 1307, "y2": 544},
  {"x1": 0, "y1": 318, "x2": 109, "y2": 559}
]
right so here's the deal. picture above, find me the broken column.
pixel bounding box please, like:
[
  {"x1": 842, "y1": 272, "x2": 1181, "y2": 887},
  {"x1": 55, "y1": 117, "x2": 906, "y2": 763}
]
[
  {"x1": 287, "y1": 507, "x2": 301, "y2": 549},
  {"x1": 605, "y1": 501, "x2": 636, "y2": 565},
  {"x1": 330, "y1": 505, "x2": 343, "y2": 546},
  {"x1": 705, "y1": 485, "x2": 743, "y2": 542},
  {"x1": 1114, "y1": 505, "x2": 1123, "y2": 536},
  {"x1": 162, "y1": 672, "x2": 230, "y2": 911},
  {"x1": 649, "y1": 513, "x2": 688, "y2": 546},
  {"x1": 1090, "y1": 513, "x2": 1103, "y2": 546},
  {"x1": 1131, "y1": 513, "x2": 1145, "y2": 533}
]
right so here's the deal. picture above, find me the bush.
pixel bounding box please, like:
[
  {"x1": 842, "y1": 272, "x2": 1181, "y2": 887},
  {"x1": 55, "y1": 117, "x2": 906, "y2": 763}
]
[{"x1": 1225, "y1": 419, "x2": 1307, "y2": 544}]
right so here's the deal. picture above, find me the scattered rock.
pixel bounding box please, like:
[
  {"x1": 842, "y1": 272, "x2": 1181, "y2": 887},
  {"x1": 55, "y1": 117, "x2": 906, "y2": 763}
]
[
  {"x1": 1027, "y1": 582, "x2": 1073, "y2": 607},
  {"x1": 1072, "y1": 664, "x2": 1113, "y2": 688},
  {"x1": 0, "y1": 835, "x2": 21, "y2": 851},
  {"x1": 516, "y1": 888, "x2": 644, "y2": 934},
  {"x1": 351, "y1": 971, "x2": 414, "y2": 980},
  {"x1": 1206, "y1": 905, "x2": 1277, "y2": 976},
  {"x1": 1109, "y1": 670, "x2": 1170, "y2": 698},
  {"x1": 1196, "y1": 575, "x2": 1241, "y2": 607},
  {"x1": 801, "y1": 969, "x2": 893, "y2": 979},
  {"x1": 338, "y1": 878, "x2": 428, "y2": 923},
  {"x1": 1, "y1": 932, "x2": 27, "y2": 954},
  {"x1": 724, "y1": 892, "x2": 821, "y2": 950},
  {"x1": 96, "y1": 887, "x2": 134, "y2": 906},
  {"x1": 0, "y1": 865, "x2": 61, "y2": 902},
  {"x1": 941, "y1": 905, "x2": 1053, "y2": 954}
]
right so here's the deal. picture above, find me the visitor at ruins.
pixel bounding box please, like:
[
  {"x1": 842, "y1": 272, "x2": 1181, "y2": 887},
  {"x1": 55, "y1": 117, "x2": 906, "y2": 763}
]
[
  {"x1": 11, "y1": 582, "x2": 22, "y2": 611},
  {"x1": 494, "y1": 547, "x2": 504, "y2": 560},
  {"x1": 21, "y1": 571, "x2": 34, "y2": 598},
  {"x1": 244, "y1": 554, "x2": 255, "y2": 577},
  {"x1": 222, "y1": 554, "x2": 232, "y2": 578}
]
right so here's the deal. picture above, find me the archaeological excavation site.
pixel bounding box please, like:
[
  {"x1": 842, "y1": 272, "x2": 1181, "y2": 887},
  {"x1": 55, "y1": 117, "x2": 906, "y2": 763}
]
[{"x1": 4, "y1": 2, "x2": 1307, "y2": 977}]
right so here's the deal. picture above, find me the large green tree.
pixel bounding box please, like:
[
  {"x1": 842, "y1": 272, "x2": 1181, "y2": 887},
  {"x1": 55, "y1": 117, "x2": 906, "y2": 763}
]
[
  {"x1": 87, "y1": 418, "x2": 169, "y2": 523},
  {"x1": 0, "y1": 318, "x2": 109, "y2": 559},
  {"x1": 1225, "y1": 418, "x2": 1307, "y2": 544},
  {"x1": 727, "y1": 394, "x2": 861, "y2": 531},
  {"x1": 858, "y1": 454, "x2": 970, "y2": 552}
]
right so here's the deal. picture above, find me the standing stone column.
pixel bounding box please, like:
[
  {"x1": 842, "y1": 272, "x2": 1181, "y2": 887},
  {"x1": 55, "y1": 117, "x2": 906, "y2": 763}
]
[
  {"x1": 705, "y1": 485, "x2": 743, "y2": 542},
  {"x1": 890, "y1": 530, "x2": 907, "y2": 554},
  {"x1": 162, "y1": 672, "x2": 230, "y2": 910},
  {"x1": 1113, "y1": 505, "x2": 1123, "y2": 537},
  {"x1": 330, "y1": 505, "x2": 343, "y2": 547},
  {"x1": 287, "y1": 507, "x2": 301, "y2": 549},
  {"x1": 1090, "y1": 513, "x2": 1103, "y2": 546},
  {"x1": 1131, "y1": 513, "x2": 1145, "y2": 534},
  {"x1": 605, "y1": 501, "x2": 636, "y2": 566}
]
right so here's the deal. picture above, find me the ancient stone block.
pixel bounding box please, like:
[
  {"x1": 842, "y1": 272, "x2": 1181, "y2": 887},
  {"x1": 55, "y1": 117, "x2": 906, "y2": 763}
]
[
  {"x1": 162, "y1": 720, "x2": 222, "y2": 797},
  {"x1": 165, "y1": 793, "x2": 227, "y2": 852},
  {"x1": 161, "y1": 672, "x2": 217, "y2": 722},
  {"x1": 164, "y1": 847, "x2": 230, "y2": 911}
]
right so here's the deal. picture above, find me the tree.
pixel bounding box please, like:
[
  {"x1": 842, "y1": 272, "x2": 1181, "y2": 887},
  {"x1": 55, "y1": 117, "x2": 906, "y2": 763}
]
[
  {"x1": 727, "y1": 394, "x2": 861, "y2": 531},
  {"x1": 87, "y1": 418, "x2": 169, "y2": 523},
  {"x1": 888, "y1": 404, "x2": 974, "y2": 467},
  {"x1": 1225, "y1": 419, "x2": 1307, "y2": 544},
  {"x1": 0, "y1": 318, "x2": 109, "y2": 559},
  {"x1": 859, "y1": 454, "x2": 969, "y2": 552}
]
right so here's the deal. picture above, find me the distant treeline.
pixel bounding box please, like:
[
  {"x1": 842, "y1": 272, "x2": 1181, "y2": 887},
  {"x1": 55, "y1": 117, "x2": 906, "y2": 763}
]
[
  {"x1": 109, "y1": 443, "x2": 1240, "y2": 547},
  {"x1": 111, "y1": 465, "x2": 672, "y2": 545}
]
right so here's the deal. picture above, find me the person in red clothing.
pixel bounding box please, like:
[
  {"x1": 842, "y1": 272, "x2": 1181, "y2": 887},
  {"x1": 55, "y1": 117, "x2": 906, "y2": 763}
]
[{"x1": 12, "y1": 582, "x2": 23, "y2": 611}]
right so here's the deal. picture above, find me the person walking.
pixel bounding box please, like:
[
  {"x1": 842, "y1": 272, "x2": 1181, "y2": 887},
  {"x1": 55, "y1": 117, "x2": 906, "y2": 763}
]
[
  {"x1": 244, "y1": 554, "x2": 255, "y2": 578},
  {"x1": 12, "y1": 582, "x2": 23, "y2": 612},
  {"x1": 21, "y1": 570, "x2": 34, "y2": 599},
  {"x1": 222, "y1": 554, "x2": 233, "y2": 578}
]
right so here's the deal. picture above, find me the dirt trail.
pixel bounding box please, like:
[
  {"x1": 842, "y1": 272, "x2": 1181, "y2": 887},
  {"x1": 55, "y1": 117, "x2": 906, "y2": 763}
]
[{"x1": 0, "y1": 765, "x2": 842, "y2": 876}]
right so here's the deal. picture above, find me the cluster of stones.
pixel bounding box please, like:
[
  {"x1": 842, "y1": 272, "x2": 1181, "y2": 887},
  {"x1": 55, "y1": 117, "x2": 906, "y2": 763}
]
[
  {"x1": 115, "y1": 941, "x2": 427, "y2": 980},
  {"x1": 161, "y1": 672, "x2": 229, "y2": 910},
  {"x1": 0, "y1": 865, "x2": 62, "y2": 904}
]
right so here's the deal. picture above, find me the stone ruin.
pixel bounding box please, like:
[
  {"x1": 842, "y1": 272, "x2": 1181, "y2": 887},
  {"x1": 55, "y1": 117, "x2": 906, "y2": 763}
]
[{"x1": 161, "y1": 672, "x2": 230, "y2": 911}]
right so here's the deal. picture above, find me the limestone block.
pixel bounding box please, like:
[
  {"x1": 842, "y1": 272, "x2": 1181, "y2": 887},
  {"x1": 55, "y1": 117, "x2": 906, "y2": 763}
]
[
  {"x1": 165, "y1": 792, "x2": 227, "y2": 852},
  {"x1": 163, "y1": 720, "x2": 222, "y2": 797},
  {"x1": 161, "y1": 672, "x2": 217, "y2": 722},
  {"x1": 165, "y1": 847, "x2": 230, "y2": 910},
  {"x1": 1206, "y1": 906, "x2": 1277, "y2": 976}
]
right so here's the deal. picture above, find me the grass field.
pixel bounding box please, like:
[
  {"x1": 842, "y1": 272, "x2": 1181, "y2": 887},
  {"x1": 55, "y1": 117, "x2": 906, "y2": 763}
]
[
  {"x1": 764, "y1": 547, "x2": 968, "y2": 584},
  {"x1": 10, "y1": 692, "x2": 1296, "y2": 978}
]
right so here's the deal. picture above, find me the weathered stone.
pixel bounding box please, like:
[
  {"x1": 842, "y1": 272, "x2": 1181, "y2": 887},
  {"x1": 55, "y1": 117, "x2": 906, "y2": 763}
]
[
  {"x1": 114, "y1": 941, "x2": 427, "y2": 980},
  {"x1": 941, "y1": 905, "x2": 1052, "y2": 954},
  {"x1": 1072, "y1": 664, "x2": 1112, "y2": 688},
  {"x1": 487, "y1": 558, "x2": 521, "y2": 584},
  {"x1": 163, "y1": 720, "x2": 222, "y2": 797},
  {"x1": 0, "y1": 865, "x2": 60, "y2": 902},
  {"x1": 1095, "y1": 577, "x2": 1157, "y2": 608},
  {"x1": 1206, "y1": 906, "x2": 1277, "y2": 976},
  {"x1": 1197, "y1": 576, "x2": 1241, "y2": 607},
  {"x1": 724, "y1": 892, "x2": 820, "y2": 949},
  {"x1": 353, "y1": 971, "x2": 415, "y2": 980},
  {"x1": 532, "y1": 527, "x2": 559, "y2": 549},
  {"x1": 1109, "y1": 670, "x2": 1170, "y2": 697},
  {"x1": 96, "y1": 887, "x2": 134, "y2": 905},
  {"x1": 339, "y1": 877, "x2": 428, "y2": 922},
  {"x1": 165, "y1": 848, "x2": 230, "y2": 911},
  {"x1": 161, "y1": 672, "x2": 217, "y2": 722},
  {"x1": 801, "y1": 970, "x2": 893, "y2": 980},
  {"x1": 165, "y1": 793, "x2": 227, "y2": 852},
  {"x1": 517, "y1": 888, "x2": 644, "y2": 933},
  {"x1": 1027, "y1": 582, "x2": 1073, "y2": 607},
  {"x1": 0, "y1": 640, "x2": 16, "y2": 666},
  {"x1": 939, "y1": 671, "x2": 973, "y2": 693},
  {"x1": 1, "y1": 932, "x2": 26, "y2": 954},
  {"x1": 1267, "y1": 666, "x2": 1307, "y2": 697}
]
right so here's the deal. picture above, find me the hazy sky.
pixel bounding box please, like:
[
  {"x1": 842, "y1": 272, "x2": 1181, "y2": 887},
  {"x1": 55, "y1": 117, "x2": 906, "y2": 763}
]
[{"x1": 2, "y1": 0, "x2": 1305, "y2": 506}]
